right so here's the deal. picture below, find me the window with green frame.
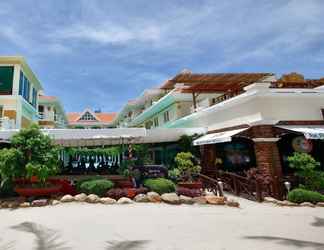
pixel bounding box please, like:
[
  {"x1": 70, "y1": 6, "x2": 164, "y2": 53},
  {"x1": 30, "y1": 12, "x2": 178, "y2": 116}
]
[{"x1": 0, "y1": 66, "x2": 14, "y2": 95}]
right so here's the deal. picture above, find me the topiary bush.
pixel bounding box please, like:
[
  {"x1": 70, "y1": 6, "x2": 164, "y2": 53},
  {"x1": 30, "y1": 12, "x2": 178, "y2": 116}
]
[
  {"x1": 75, "y1": 176, "x2": 105, "y2": 192},
  {"x1": 143, "y1": 178, "x2": 176, "y2": 194},
  {"x1": 79, "y1": 179, "x2": 114, "y2": 196},
  {"x1": 287, "y1": 188, "x2": 324, "y2": 204}
]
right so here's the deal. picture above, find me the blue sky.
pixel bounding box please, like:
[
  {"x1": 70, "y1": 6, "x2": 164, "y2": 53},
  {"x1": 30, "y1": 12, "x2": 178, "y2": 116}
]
[{"x1": 0, "y1": 0, "x2": 323, "y2": 113}]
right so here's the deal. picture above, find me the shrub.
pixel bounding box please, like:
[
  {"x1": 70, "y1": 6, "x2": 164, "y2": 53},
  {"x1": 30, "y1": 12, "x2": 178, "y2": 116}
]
[
  {"x1": 168, "y1": 168, "x2": 181, "y2": 183},
  {"x1": 106, "y1": 188, "x2": 128, "y2": 200},
  {"x1": 75, "y1": 176, "x2": 105, "y2": 192},
  {"x1": 143, "y1": 178, "x2": 176, "y2": 194},
  {"x1": 174, "y1": 152, "x2": 201, "y2": 182},
  {"x1": 176, "y1": 187, "x2": 202, "y2": 198},
  {"x1": 287, "y1": 152, "x2": 324, "y2": 191},
  {"x1": 287, "y1": 188, "x2": 324, "y2": 204},
  {"x1": 79, "y1": 179, "x2": 114, "y2": 196}
]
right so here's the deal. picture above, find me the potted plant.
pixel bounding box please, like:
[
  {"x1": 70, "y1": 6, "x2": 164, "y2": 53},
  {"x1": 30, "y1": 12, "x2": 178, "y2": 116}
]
[
  {"x1": 174, "y1": 152, "x2": 202, "y2": 189},
  {"x1": 0, "y1": 124, "x2": 61, "y2": 197}
]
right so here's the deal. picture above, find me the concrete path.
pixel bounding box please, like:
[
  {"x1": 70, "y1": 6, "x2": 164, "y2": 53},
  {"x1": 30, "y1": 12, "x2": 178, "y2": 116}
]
[{"x1": 0, "y1": 197, "x2": 323, "y2": 250}]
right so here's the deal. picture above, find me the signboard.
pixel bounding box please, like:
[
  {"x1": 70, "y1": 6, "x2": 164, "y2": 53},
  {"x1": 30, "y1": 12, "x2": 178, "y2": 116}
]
[{"x1": 133, "y1": 165, "x2": 168, "y2": 178}]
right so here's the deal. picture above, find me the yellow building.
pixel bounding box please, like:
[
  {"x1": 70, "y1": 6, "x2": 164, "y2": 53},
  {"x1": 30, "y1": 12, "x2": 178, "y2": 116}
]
[{"x1": 0, "y1": 56, "x2": 43, "y2": 129}]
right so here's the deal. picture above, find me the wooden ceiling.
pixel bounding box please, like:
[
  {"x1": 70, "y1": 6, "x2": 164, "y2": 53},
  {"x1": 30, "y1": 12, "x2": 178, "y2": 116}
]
[{"x1": 160, "y1": 73, "x2": 273, "y2": 93}]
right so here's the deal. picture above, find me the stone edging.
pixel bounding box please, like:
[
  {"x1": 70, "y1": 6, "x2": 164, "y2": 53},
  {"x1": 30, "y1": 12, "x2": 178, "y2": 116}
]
[{"x1": 263, "y1": 197, "x2": 324, "y2": 208}]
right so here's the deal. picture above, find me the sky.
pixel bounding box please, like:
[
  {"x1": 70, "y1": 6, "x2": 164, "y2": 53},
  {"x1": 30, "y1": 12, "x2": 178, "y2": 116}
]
[{"x1": 0, "y1": 0, "x2": 323, "y2": 113}]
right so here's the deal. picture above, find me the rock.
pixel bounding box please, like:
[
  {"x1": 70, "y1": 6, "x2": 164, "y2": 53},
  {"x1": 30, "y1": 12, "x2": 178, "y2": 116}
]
[
  {"x1": 74, "y1": 193, "x2": 88, "y2": 202},
  {"x1": 226, "y1": 199, "x2": 240, "y2": 208},
  {"x1": 179, "y1": 195, "x2": 194, "y2": 204},
  {"x1": 51, "y1": 200, "x2": 61, "y2": 206},
  {"x1": 19, "y1": 202, "x2": 31, "y2": 208},
  {"x1": 161, "y1": 193, "x2": 181, "y2": 205},
  {"x1": 31, "y1": 199, "x2": 48, "y2": 207},
  {"x1": 264, "y1": 197, "x2": 279, "y2": 203},
  {"x1": 117, "y1": 197, "x2": 133, "y2": 204},
  {"x1": 86, "y1": 194, "x2": 100, "y2": 203},
  {"x1": 134, "y1": 194, "x2": 149, "y2": 203},
  {"x1": 60, "y1": 194, "x2": 74, "y2": 202},
  {"x1": 276, "y1": 200, "x2": 298, "y2": 207},
  {"x1": 0, "y1": 201, "x2": 11, "y2": 208},
  {"x1": 205, "y1": 195, "x2": 226, "y2": 205},
  {"x1": 300, "y1": 202, "x2": 315, "y2": 207},
  {"x1": 192, "y1": 196, "x2": 207, "y2": 204},
  {"x1": 316, "y1": 202, "x2": 324, "y2": 207},
  {"x1": 100, "y1": 197, "x2": 116, "y2": 204},
  {"x1": 8, "y1": 201, "x2": 20, "y2": 209},
  {"x1": 147, "y1": 192, "x2": 162, "y2": 203}
]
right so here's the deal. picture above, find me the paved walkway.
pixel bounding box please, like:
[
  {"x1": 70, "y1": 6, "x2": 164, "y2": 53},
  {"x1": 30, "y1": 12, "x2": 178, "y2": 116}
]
[{"x1": 0, "y1": 196, "x2": 323, "y2": 250}]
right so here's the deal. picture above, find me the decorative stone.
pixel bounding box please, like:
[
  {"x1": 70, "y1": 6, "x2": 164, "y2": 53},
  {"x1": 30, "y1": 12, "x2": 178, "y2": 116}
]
[
  {"x1": 0, "y1": 201, "x2": 10, "y2": 208},
  {"x1": 205, "y1": 195, "x2": 226, "y2": 205},
  {"x1": 86, "y1": 194, "x2": 100, "y2": 203},
  {"x1": 100, "y1": 197, "x2": 116, "y2": 204},
  {"x1": 60, "y1": 194, "x2": 74, "y2": 202},
  {"x1": 134, "y1": 194, "x2": 149, "y2": 203},
  {"x1": 300, "y1": 202, "x2": 315, "y2": 207},
  {"x1": 31, "y1": 199, "x2": 48, "y2": 207},
  {"x1": 264, "y1": 197, "x2": 278, "y2": 203},
  {"x1": 161, "y1": 193, "x2": 181, "y2": 205},
  {"x1": 225, "y1": 199, "x2": 240, "y2": 208},
  {"x1": 193, "y1": 196, "x2": 207, "y2": 204},
  {"x1": 51, "y1": 200, "x2": 61, "y2": 206},
  {"x1": 147, "y1": 192, "x2": 162, "y2": 203},
  {"x1": 179, "y1": 195, "x2": 194, "y2": 204},
  {"x1": 117, "y1": 197, "x2": 133, "y2": 204},
  {"x1": 19, "y1": 202, "x2": 31, "y2": 208},
  {"x1": 316, "y1": 202, "x2": 324, "y2": 207},
  {"x1": 8, "y1": 201, "x2": 20, "y2": 209},
  {"x1": 74, "y1": 193, "x2": 88, "y2": 202},
  {"x1": 276, "y1": 200, "x2": 298, "y2": 207}
]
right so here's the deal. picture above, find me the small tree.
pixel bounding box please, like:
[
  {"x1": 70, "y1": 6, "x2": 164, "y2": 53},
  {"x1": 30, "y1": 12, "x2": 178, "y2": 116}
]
[
  {"x1": 174, "y1": 152, "x2": 201, "y2": 182},
  {"x1": 0, "y1": 124, "x2": 60, "y2": 186},
  {"x1": 288, "y1": 152, "x2": 324, "y2": 191}
]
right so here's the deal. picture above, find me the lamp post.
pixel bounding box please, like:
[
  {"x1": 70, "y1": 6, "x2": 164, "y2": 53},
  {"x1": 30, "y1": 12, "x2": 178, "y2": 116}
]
[
  {"x1": 217, "y1": 180, "x2": 224, "y2": 196},
  {"x1": 284, "y1": 181, "x2": 291, "y2": 199}
]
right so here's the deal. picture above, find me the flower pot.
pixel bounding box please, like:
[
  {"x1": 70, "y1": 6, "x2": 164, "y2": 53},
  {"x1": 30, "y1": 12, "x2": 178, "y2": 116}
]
[{"x1": 177, "y1": 182, "x2": 203, "y2": 189}]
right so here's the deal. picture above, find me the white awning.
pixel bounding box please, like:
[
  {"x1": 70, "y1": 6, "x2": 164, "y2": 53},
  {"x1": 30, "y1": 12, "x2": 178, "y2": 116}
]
[
  {"x1": 277, "y1": 126, "x2": 324, "y2": 140},
  {"x1": 193, "y1": 128, "x2": 248, "y2": 146}
]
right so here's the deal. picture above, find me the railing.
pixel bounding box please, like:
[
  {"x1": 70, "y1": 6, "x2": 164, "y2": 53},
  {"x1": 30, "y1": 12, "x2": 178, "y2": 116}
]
[
  {"x1": 212, "y1": 89, "x2": 245, "y2": 105},
  {"x1": 0, "y1": 117, "x2": 15, "y2": 129},
  {"x1": 216, "y1": 170, "x2": 273, "y2": 202},
  {"x1": 198, "y1": 173, "x2": 224, "y2": 197}
]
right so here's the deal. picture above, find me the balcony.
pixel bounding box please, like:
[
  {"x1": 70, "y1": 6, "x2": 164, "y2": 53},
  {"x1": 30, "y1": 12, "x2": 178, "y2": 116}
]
[{"x1": 0, "y1": 117, "x2": 15, "y2": 130}]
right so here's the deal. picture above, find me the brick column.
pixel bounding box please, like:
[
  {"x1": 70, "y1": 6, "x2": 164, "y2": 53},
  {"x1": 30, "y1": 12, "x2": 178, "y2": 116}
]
[
  {"x1": 200, "y1": 144, "x2": 217, "y2": 177},
  {"x1": 251, "y1": 125, "x2": 284, "y2": 200}
]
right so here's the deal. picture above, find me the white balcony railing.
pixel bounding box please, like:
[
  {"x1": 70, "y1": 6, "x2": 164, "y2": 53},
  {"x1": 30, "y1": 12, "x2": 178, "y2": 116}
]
[{"x1": 0, "y1": 117, "x2": 15, "y2": 130}]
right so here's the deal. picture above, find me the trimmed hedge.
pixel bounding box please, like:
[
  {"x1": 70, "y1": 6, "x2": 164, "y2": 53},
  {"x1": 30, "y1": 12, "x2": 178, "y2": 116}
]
[
  {"x1": 79, "y1": 179, "x2": 114, "y2": 196},
  {"x1": 143, "y1": 178, "x2": 176, "y2": 195},
  {"x1": 287, "y1": 188, "x2": 324, "y2": 204},
  {"x1": 75, "y1": 176, "x2": 105, "y2": 192}
]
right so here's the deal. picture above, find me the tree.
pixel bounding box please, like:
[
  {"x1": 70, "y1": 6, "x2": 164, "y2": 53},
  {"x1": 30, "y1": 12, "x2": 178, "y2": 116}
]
[{"x1": 0, "y1": 124, "x2": 60, "y2": 186}]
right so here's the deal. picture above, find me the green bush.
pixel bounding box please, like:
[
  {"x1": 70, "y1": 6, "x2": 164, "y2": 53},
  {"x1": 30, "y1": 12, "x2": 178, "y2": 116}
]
[
  {"x1": 79, "y1": 179, "x2": 114, "y2": 196},
  {"x1": 287, "y1": 152, "x2": 324, "y2": 191},
  {"x1": 75, "y1": 176, "x2": 105, "y2": 192},
  {"x1": 143, "y1": 178, "x2": 176, "y2": 194},
  {"x1": 287, "y1": 188, "x2": 324, "y2": 204}
]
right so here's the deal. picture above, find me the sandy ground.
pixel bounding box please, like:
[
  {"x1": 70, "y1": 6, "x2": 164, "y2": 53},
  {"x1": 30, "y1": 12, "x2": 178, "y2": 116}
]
[{"x1": 0, "y1": 196, "x2": 323, "y2": 250}]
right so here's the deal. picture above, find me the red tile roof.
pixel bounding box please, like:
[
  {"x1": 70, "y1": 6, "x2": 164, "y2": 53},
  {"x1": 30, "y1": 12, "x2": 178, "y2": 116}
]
[{"x1": 67, "y1": 111, "x2": 117, "y2": 123}]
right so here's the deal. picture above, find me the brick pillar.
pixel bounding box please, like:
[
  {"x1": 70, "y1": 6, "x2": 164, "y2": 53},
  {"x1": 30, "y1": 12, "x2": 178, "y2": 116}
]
[
  {"x1": 200, "y1": 144, "x2": 217, "y2": 177},
  {"x1": 253, "y1": 139, "x2": 284, "y2": 200}
]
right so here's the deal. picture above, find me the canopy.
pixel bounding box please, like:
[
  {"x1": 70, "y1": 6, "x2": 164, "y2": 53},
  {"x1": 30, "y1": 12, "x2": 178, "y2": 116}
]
[
  {"x1": 277, "y1": 126, "x2": 324, "y2": 140},
  {"x1": 0, "y1": 127, "x2": 206, "y2": 147},
  {"x1": 193, "y1": 128, "x2": 248, "y2": 146}
]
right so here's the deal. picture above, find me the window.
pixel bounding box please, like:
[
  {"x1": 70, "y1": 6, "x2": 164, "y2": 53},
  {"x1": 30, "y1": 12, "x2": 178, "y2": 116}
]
[
  {"x1": 163, "y1": 111, "x2": 170, "y2": 123},
  {"x1": 32, "y1": 88, "x2": 37, "y2": 107},
  {"x1": 19, "y1": 71, "x2": 31, "y2": 102},
  {"x1": 79, "y1": 111, "x2": 97, "y2": 121},
  {"x1": 153, "y1": 117, "x2": 159, "y2": 127},
  {"x1": 0, "y1": 66, "x2": 14, "y2": 95}
]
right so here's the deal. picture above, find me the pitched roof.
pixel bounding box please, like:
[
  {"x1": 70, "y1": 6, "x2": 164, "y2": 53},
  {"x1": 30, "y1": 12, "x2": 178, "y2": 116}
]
[
  {"x1": 160, "y1": 72, "x2": 273, "y2": 92},
  {"x1": 67, "y1": 110, "x2": 117, "y2": 124}
]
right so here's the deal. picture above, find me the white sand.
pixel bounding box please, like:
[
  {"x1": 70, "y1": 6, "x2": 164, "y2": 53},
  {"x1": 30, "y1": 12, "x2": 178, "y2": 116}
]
[{"x1": 0, "y1": 196, "x2": 323, "y2": 250}]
